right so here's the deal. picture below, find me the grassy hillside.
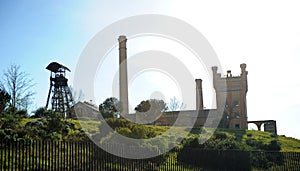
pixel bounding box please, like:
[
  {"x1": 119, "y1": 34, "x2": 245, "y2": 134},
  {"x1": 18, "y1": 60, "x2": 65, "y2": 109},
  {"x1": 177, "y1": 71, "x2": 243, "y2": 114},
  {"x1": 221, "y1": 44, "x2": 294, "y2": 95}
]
[
  {"x1": 18, "y1": 118, "x2": 300, "y2": 152},
  {"x1": 217, "y1": 129, "x2": 300, "y2": 152}
]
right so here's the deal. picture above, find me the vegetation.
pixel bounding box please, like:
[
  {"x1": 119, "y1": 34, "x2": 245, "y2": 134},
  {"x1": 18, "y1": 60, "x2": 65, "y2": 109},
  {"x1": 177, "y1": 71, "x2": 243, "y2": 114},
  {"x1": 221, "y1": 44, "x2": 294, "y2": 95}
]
[
  {"x1": 167, "y1": 97, "x2": 186, "y2": 111},
  {"x1": 1, "y1": 89, "x2": 296, "y2": 153},
  {"x1": 134, "y1": 99, "x2": 168, "y2": 124},
  {"x1": 1, "y1": 112, "x2": 300, "y2": 152},
  {"x1": 0, "y1": 89, "x2": 10, "y2": 114},
  {"x1": 135, "y1": 99, "x2": 168, "y2": 113},
  {"x1": 0, "y1": 63, "x2": 298, "y2": 170},
  {"x1": 0, "y1": 111, "x2": 300, "y2": 170},
  {"x1": 0, "y1": 64, "x2": 35, "y2": 110},
  {"x1": 99, "y1": 97, "x2": 122, "y2": 118},
  {"x1": 0, "y1": 106, "x2": 89, "y2": 141}
]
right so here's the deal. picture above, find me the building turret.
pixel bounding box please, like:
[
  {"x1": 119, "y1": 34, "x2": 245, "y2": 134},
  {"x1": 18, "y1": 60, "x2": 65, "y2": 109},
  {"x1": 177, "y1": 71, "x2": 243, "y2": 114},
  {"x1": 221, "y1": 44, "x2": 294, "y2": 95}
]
[{"x1": 212, "y1": 64, "x2": 248, "y2": 129}]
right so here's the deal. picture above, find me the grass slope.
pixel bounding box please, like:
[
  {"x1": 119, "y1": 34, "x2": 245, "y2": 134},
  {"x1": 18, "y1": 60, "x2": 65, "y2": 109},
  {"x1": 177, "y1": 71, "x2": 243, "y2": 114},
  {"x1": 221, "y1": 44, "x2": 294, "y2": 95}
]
[
  {"x1": 197, "y1": 128, "x2": 300, "y2": 152},
  {"x1": 20, "y1": 118, "x2": 300, "y2": 152}
]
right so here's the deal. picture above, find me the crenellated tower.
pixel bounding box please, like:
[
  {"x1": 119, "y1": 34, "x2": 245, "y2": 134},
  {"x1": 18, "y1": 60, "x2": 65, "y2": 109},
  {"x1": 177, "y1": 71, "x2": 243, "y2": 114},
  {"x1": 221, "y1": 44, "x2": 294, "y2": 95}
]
[{"x1": 212, "y1": 63, "x2": 248, "y2": 128}]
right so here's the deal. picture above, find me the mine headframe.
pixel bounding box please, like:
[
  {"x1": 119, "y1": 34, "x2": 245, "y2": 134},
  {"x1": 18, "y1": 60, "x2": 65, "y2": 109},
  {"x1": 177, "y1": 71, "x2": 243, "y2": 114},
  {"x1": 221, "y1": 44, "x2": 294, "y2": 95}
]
[{"x1": 45, "y1": 62, "x2": 74, "y2": 118}]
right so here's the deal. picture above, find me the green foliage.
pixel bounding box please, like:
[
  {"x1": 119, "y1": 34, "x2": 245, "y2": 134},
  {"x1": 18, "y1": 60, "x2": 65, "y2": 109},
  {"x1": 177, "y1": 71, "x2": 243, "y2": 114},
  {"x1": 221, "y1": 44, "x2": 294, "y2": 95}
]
[
  {"x1": 135, "y1": 99, "x2": 168, "y2": 113},
  {"x1": 266, "y1": 140, "x2": 281, "y2": 151},
  {"x1": 1, "y1": 114, "x2": 300, "y2": 152},
  {"x1": 0, "y1": 109, "x2": 24, "y2": 141},
  {"x1": 103, "y1": 118, "x2": 164, "y2": 139},
  {"x1": 96, "y1": 118, "x2": 173, "y2": 154},
  {"x1": 250, "y1": 151, "x2": 284, "y2": 170},
  {"x1": 97, "y1": 119, "x2": 298, "y2": 153},
  {"x1": 245, "y1": 138, "x2": 265, "y2": 149},
  {"x1": 131, "y1": 126, "x2": 148, "y2": 139},
  {"x1": 1, "y1": 115, "x2": 300, "y2": 170},
  {"x1": 277, "y1": 135, "x2": 300, "y2": 152},
  {"x1": 0, "y1": 89, "x2": 10, "y2": 115},
  {"x1": 116, "y1": 127, "x2": 132, "y2": 137},
  {"x1": 31, "y1": 107, "x2": 47, "y2": 118},
  {"x1": 23, "y1": 110, "x2": 88, "y2": 141},
  {"x1": 214, "y1": 132, "x2": 228, "y2": 140},
  {"x1": 183, "y1": 132, "x2": 243, "y2": 150},
  {"x1": 1, "y1": 106, "x2": 28, "y2": 118},
  {"x1": 99, "y1": 97, "x2": 122, "y2": 118},
  {"x1": 105, "y1": 117, "x2": 132, "y2": 129},
  {"x1": 135, "y1": 100, "x2": 151, "y2": 112},
  {"x1": 204, "y1": 137, "x2": 243, "y2": 150},
  {"x1": 135, "y1": 99, "x2": 168, "y2": 124},
  {"x1": 76, "y1": 119, "x2": 100, "y2": 136}
]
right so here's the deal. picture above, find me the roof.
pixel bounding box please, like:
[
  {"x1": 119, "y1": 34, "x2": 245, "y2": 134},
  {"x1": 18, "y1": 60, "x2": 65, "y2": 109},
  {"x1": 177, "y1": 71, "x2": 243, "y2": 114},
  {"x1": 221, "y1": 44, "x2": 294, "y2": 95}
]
[{"x1": 46, "y1": 62, "x2": 71, "y2": 73}]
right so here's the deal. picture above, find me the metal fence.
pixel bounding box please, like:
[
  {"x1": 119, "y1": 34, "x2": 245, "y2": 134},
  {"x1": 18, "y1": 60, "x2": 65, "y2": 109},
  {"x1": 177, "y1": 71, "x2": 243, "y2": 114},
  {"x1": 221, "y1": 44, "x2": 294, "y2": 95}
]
[{"x1": 0, "y1": 140, "x2": 299, "y2": 171}]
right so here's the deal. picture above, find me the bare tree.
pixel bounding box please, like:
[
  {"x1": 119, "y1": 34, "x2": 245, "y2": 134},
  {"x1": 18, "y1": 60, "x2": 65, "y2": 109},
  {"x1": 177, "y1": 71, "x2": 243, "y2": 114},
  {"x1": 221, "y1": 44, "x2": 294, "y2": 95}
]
[
  {"x1": 167, "y1": 97, "x2": 186, "y2": 111},
  {"x1": 0, "y1": 64, "x2": 35, "y2": 110},
  {"x1": 69, "y1": 86, "x2": 84, "y2": 103}
]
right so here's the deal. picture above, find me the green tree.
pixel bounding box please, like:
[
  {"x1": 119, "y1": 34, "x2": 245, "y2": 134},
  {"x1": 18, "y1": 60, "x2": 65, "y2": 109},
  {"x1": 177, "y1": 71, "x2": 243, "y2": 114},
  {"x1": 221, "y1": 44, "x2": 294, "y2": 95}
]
[
  {"x1": 135, "y1": 100, "x2": 151, "y2": 112},
  {"x1": 99, "y1": 97, "x2": 122, "y2": 118},
  {"x1": 0, "y1": 89, "x2": 10, "y2": 115},
  {"x1": 31, "y1": 107, "x2": 47, "y2": 118},
  {"x1": 135, "y1": 99, "x2": 168, "y2": 114},
  {"x1": 25, "y1": 110, "x2": 75, "y2": 140},
  {"x1": 0, "y1": 106, "x2": 24, "y2": 141},
  {"x1": 0, "y1": 64, "x2": 35, "y2": 110},
  {"x1": 5, "y1": 106, "x2": 28, "y2": 118},
  {"x1": 135, "y1": 99, "x2": 168, "y2": 124}
]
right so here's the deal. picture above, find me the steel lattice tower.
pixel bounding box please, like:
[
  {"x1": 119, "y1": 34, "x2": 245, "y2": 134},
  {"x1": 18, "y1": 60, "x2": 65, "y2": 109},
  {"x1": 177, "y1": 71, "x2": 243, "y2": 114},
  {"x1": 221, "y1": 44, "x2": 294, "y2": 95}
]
[{"x1": 45, "y1": 62, "x2": 74, "y2": 118}]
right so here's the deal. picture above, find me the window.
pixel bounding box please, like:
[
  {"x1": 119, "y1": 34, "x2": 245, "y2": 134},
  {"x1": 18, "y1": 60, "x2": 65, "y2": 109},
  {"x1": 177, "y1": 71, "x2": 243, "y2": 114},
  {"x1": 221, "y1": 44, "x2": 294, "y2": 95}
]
[
  {"x1": 235, "y1": 124, "x2": 240, "y2": 128},
  {"x1": 233, "y1": 100, "x2": 239, "y2": 107},
  {"x1": 225, "y1": 101, "x2": 229, "y2": 108},
  {"x1": 235, "y1": 112, "x2": 240, "y2": 118}
]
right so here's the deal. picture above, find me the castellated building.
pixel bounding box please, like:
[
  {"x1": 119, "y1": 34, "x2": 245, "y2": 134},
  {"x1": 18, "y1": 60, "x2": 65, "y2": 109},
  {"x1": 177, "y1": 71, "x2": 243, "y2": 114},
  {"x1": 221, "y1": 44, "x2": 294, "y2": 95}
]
[
  {"x1": 212, "y1": 64, "x2": 248, "y2": 129},
  {"x1": 148, "y1": 64, "x2": 249, "y2": 129},
  {"x1": 72, "y1": 35, "x2": 277, "y2": 133},
  {"x1": 117, "y1": 35, "x2": 249, "y2": 129}
]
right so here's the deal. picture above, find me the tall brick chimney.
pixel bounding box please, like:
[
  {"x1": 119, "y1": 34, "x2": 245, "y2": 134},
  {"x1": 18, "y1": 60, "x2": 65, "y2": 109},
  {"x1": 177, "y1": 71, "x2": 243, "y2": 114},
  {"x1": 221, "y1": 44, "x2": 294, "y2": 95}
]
[
  {"x1": 195, "y1": 79, "x2": 204, "y2": 110},
  {"x1": 118, "y1": 35, "x2": 129, "y2": 115}
]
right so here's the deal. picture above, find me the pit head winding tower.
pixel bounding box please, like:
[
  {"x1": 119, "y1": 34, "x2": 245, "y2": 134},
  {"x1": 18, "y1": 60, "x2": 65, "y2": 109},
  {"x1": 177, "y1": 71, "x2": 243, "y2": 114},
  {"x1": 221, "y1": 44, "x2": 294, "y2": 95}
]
[{"x1": 45, "y1": 62, "x2": 74, "y2": 118}]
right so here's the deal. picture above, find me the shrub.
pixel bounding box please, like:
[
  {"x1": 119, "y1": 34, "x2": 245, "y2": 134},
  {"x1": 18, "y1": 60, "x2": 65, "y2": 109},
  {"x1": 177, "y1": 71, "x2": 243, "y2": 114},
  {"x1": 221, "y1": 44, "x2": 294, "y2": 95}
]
[
  {"x1": 116, "y1": 127, "x2": 132, "y2": 137},
  {"x1": 265, "y1": 140, "x2": 281, "y2": 151},
  {"x1": 214, "y1": 132, "x2": 228, "y2": 140}
]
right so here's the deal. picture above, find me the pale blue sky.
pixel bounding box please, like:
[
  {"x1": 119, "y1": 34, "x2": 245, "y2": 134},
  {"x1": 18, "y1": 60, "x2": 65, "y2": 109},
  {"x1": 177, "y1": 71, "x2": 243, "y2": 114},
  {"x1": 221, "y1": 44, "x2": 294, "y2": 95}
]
[{"x1": 1, "y1": 1, "x2": 300, "y2": 139}]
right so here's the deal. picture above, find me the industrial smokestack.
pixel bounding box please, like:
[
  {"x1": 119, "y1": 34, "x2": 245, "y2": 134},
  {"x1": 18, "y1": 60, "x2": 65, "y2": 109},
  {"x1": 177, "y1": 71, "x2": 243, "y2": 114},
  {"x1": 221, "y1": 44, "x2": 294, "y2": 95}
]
[
  {"x1": 195, "y1": 79, "x2": 204, "y2": 110},
  {"x1": 118, "y1": 35, "x2": 129, "y2": 115}
]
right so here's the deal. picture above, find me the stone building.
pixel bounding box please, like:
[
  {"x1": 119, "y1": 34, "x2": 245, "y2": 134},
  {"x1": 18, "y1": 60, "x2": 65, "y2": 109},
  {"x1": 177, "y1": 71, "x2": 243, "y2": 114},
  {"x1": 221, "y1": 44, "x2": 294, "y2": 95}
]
[
  {"x1": 70, "y1": 101, "x2": 100, "y2": 120},
  {"x1": 71, "y1": 35, "x2": 249, "y2": 129},
  {"x1": 117, "y1": 35, "x2": 249, "y2": 129},
  {"x1": 72, "y1": 35, "x2": 276, "y2": 133},
  {"x1": 150, "y1": 64, "x2": 249, "y2": 129},
  {"x1": 212, "y1": 64, "x2": 248, "y2": 129}
]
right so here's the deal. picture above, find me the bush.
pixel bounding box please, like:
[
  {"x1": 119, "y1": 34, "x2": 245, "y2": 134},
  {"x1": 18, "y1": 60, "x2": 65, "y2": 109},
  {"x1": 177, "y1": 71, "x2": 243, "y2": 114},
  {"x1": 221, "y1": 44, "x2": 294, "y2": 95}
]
[
  {"x1": 214, "y1": 132, "x2": 228, "y2": 140},
  {"x1": 245, "y1": 138, "x2": 265, "y2": 149},
  {"x1": 116, "y1": 127, "x2": 132, "y2": 137},
  {"x1": 31, "y1": 107, "x2": 46, "y2": 118},
  {"x1": 265, "y1": 140, "x2": 281, "y2": 151},
  {"x1": 24, "y1": 110, "x2": 85, "y2": 140}
]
